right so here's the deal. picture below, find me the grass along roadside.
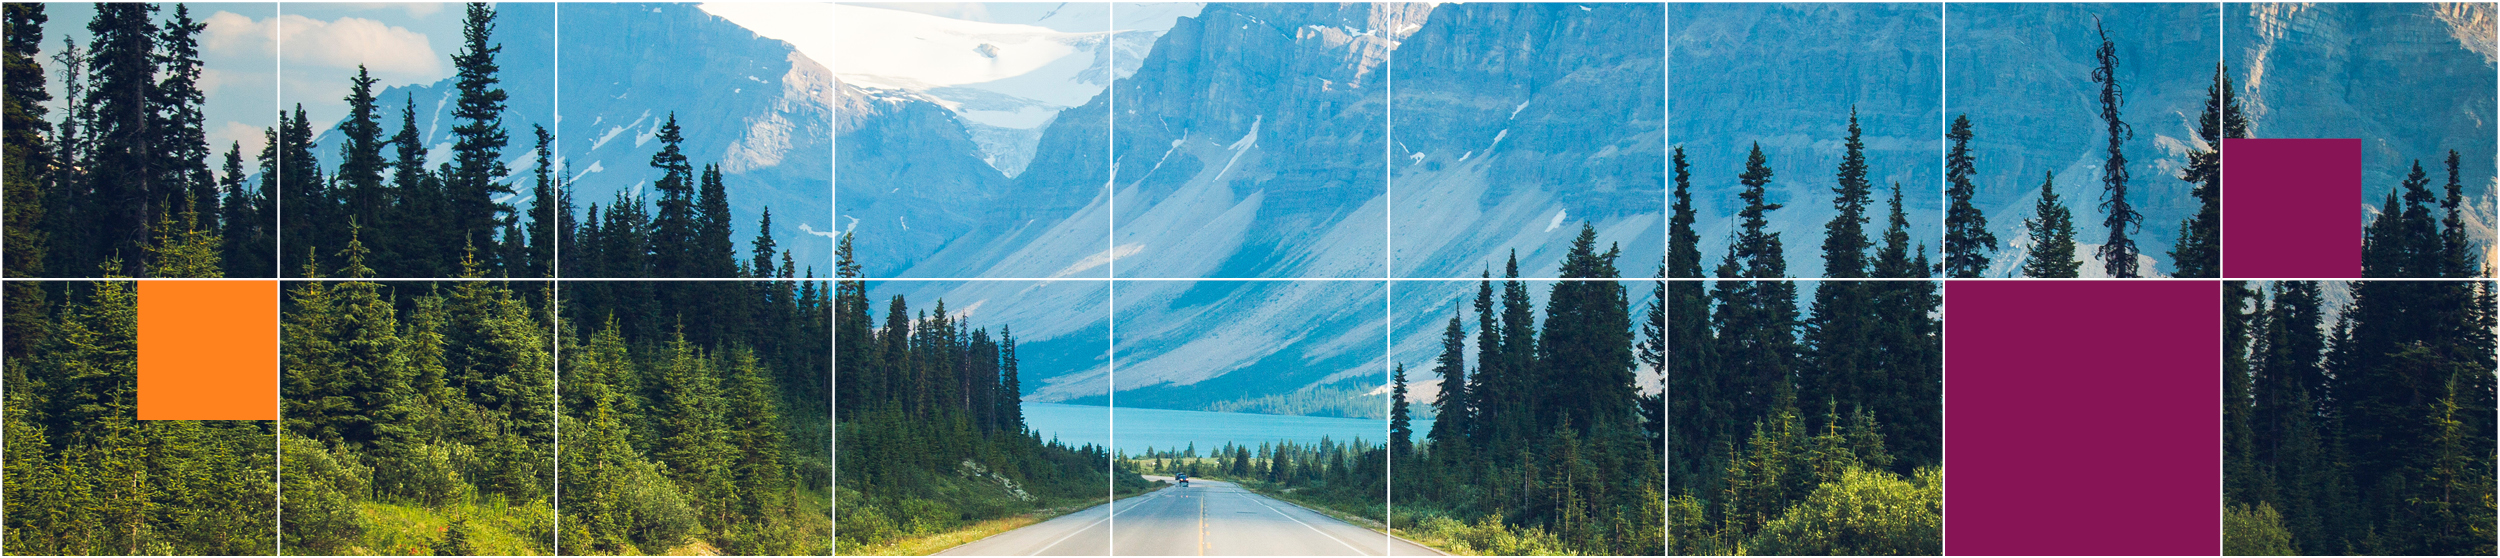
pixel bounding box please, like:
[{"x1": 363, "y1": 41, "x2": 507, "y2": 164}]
[
  {"x1": 344, "y1": 499, "x2": 553, "y2": 556},
  {"x1": 1233, "y1": 483, "x2": 1455, "y2": 556},
  {"x1": 845, "y1": 483, "x2": 1171, "y2": 556}
]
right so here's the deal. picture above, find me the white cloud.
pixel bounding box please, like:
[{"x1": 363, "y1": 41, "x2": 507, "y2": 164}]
[
  {"x1": 201, "y1": 11, "x2": 275, "y2": 59},
  {"x1": 197, "y1": 67, "x2": 231, "y2": 94},
  {"x1": 212, "y1": 121, "x2": 266, "y2": 160},
  {"x1": 277, "y1": 14, "x2": 444, "y2": 83}
]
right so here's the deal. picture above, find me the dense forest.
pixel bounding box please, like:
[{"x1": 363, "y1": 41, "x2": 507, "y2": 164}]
[
  {"x1": 4, "y1": 3, "x2": 835, "y2": 555},
  {"x1": 4, "y1": 277, "x2": 278, "y2": 555},
  {"x1": 1104, "y1": 227, "x2": 1670, "y2": 556},
  {"x1": 1667, "y1": 110, "x2": 1943, "y2": 554},
  {"x1": 1941, "y1": 26, "x2": 2231, "y2": 279},
  {"x1": 4, "y1": 4, "x2": 278, "y2": 555},
  {"x1": 831, "y1": 237, "x2": 1152, "y2": 553},
  {"x1": 1381, "y1": 226, "x2": 1666, "y2": 555},
  {"x1": 2220, "y1": 165, "x2": 2496, "y2": 553}
]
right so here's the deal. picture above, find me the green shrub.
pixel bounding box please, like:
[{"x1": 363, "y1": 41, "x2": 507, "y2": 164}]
[
  {"x1": 279, "y1": 437, "x2": 370, "y2": 555},
  {"x1": 373, "y1": 442, "x2": 468, "y2": 505},
  {"x1": 1745, "y1": 467, "x2": 1941, "y2": 556},
  {"x1": 1410, "y1": 513, "x2": 1571, "y2": 555},
  {"x1": 2224, "y1": 502, "x2": 2297, "y2": 556},
  {"x1": 618, "y1": 459, "x2": 699, "y2": 551}
]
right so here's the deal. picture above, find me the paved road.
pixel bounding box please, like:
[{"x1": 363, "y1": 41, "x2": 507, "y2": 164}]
[{"x1": 936, "y1": 477, "x2": 1443, "y2": 556}]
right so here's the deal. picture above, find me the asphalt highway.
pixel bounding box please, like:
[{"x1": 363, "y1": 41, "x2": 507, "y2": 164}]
[{"x1": 936, "y1": 477, "x2": 1443, "y2": 556}]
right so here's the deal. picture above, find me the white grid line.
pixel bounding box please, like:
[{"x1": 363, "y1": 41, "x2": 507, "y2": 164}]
[{"x1": 26, "y1": 3, "x2": 2498, "y2": 556}]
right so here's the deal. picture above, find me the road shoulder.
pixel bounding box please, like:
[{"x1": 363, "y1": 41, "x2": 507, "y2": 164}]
[{"x1": 1235, "y1": 484, "x2": 1454, "y2": 556}]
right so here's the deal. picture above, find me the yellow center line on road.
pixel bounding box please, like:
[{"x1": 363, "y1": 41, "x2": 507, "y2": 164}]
[{"x1": 1198, "y1": 494, "x2": 1207, "y2": 556}]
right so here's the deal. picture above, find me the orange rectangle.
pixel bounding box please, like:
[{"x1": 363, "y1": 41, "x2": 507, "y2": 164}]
[{"x1": 138, "y1": 280, "x2": 278, "y2": 420}]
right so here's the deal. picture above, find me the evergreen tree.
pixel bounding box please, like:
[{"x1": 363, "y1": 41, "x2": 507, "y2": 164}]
[
  {"x1": 648, "y1": 114, "x2": 696, "y2": 277},
  {"x1": 2221, "y1": 281, "x2": 2257, "y2": 506},
  {"x1": 1868, "y1": 183, "x2": 1940, "y2": 467},
  {"x1": 1493, "y1": 253, "x2": 1537, "y2": 449},
  {"x1": 2362, "y1": 162, "x2": 2443, "y2": 278},
  {"x1": 154, "y1": 5, "x2": 214, "y2": 224},
  {"x1": 525, "y1": 125, "x2": 558, "y2": 278},
  {"x1": 1942, "y1": 114, "x2": 1994, "y2": 277},
  {"x1": 1714, "y1": 143, "x2": 1800, "y2": 416},
  {"x1": 1637, "y1": 272, "x2": 1667, "y2": 456},
  {"x1": 334, "y1": 66, "x2": 388, "y2": 250},
  {"x1": 1470, "y1": 273, "x2": 1501, "y2": 448},
  {"x1": 1389, "y1": 364, "x2": 1412, "y2": 459},
  {"x1": 2171, "y1": 66, "x2": 2244, "y2": 278},
  {"x1": 1804, "y1": 112, "x2": 1878, "y2": 417},
  {"x1": 2020, "y1": 172, "x2": 2081, "y2": 278},
  {"x1": 1822, "y1": 108, "x2": 1875, "y2": 279},
  {"x1": 81, "y1": 3, "x2": 162, "y2": 271},
  {"x1": 2440, "y1": 150, "x2": 2471, "y2": 278},
  {"x1": 4, "y1": 2, "x2": 49, "y2": 355},
  {"x1": 697, "y1": 163, "x2": 735, "y2": 277},
  {"x1": 2089, "y1": 22, "x2": 2141, "y2": 278},
  {"x1": 1668, "y1": 147, "x2": 1701, "y2": 281},
  {"x1": 41, "y1": 36, "x2": 88, "y2": 280},
  {"x1": 446, "y1": 2, "x2": 512, "y2": 271},
  {"x1": 1540, "y1": 225, "x2": 1635, "y2": 435},
  {"x1": 274, "y1": 106, "x2": 327, "y2": 276},
  {"x1": 1666, "y1": 145, "x2": 1720, "y2": 489},
  {"x1": 1427, "y1": 313, "x2": 1470, "y2": 451},
  {"x1": 218, "y1": 141, "x2": 271, "y2": 278},
  {"x1": 999, "y1": 326, "x2": 1022, "y2": 432},
  {"x1": 143, "y1": 194, "x2": 220, "y2": 278},
  {"x1": 385, "y1": 95, "x2": 446, "y2": 278}
]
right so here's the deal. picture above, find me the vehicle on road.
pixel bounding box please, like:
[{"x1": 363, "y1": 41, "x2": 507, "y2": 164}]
[{"x1": 1176, "y1": 473, "x2": 1189, "y2": 487}]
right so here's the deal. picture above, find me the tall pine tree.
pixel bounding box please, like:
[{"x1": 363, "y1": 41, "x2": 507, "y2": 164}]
[
  {"x1": 2020, "y1": 171, "x2": 2081, "y2": 278},
  {"x1": 1942, "y1": 114, "x2": 1994, "y2": 277},
  {"x1": 2089, "y1": 22, "x2": 2142, "y2": 278}
]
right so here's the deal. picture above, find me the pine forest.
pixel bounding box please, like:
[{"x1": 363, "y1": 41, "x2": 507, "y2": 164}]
[
  {"x1": 2219, "y1": 188, "x2": 2497, "y2": 555},
  {"x1": 9, "y1": 2, "x2": 2500, "y2": 557},
  {"x1": 831, "y1": 244, "x2": 1155, "y2": 554},
  {"x1": 4, "y1": 3, "x2": 837, "y2": 555},
  {"x1": 1667, "y1": 108, "x2": 1946, "y2": 554}
]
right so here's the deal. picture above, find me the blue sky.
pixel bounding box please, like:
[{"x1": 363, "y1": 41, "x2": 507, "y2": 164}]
[{"x1": 36, "y1": 2, "x2": 468, "y2": 157}]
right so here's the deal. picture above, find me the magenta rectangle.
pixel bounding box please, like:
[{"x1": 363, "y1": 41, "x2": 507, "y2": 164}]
[
  {"x1": 1943, "y1": 280, "x2": 2220, "y2": 555},
  {"x1": 2221, "y1": 138, "x2": 2361, "y2": 278}
]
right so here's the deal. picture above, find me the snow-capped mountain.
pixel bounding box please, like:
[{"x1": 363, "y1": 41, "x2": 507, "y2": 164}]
[
  {"x1": 310, "y1": 2, "x2": 2493, "y2": 416},
  {"x1": 850, "y1": 3, "x2": 1668, "y2": 413},
  {"x1": 315, "y1": 3, "x2": 838, "y2": 272},
  {"x1": 710, "y1": 2, "x2": 1204, "y2": 177}
]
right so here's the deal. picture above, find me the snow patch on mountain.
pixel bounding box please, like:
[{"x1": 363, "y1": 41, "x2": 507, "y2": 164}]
[{"x1": 704, "y1": 2, "x2": 1203, "y2": 177}]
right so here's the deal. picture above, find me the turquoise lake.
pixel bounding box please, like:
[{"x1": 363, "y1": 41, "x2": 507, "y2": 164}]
[{"x1": 1022, "y1": 402, "x2": 1432, "y2": 454}]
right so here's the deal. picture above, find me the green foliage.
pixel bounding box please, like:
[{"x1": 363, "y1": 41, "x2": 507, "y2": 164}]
[
  {"x1": 1745, "y1": 468, "x2": 1941, "y2": 556},
  {"x1": 1662, "y1": 111, "x2": 1942, "y2": 555},
  {"x1": 431, "y1": 519, "x2": 478, "y2": 556},
  {"x1": 2225, "y1": 502, "x2": 2296, "y2": 556},
  {"x1": 279, "y1": 436, "x2": 371, "y2": 555},
  {"x1": 2169, "y1": 65, "x2": 2245, "y2": 278},
  {"x1": 836, "y1": 249, "x2": 1154, "y2": 551},
  {"x1": 1406, "y1": 513, "x2": 1572, "y2": 556},
  {"x1": 1361, "y1": 224, "x2": 1664, "y2": 556},
  {"x1": 5, "y1": 278, "x2": 279, "y2": 556},
  {"x1": 1941, "y1": 115, "x2": 1994, "y2": 277},
  {"x1": 2227, "y1": 277, "x2": 2495, "y2": 555},
  {"x1": 2020, "y1": 171, "x2": 2081, "y2": 278},
  {"x1": 1204, "y1": 385, "x2": 1396, "y2": 419}
]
